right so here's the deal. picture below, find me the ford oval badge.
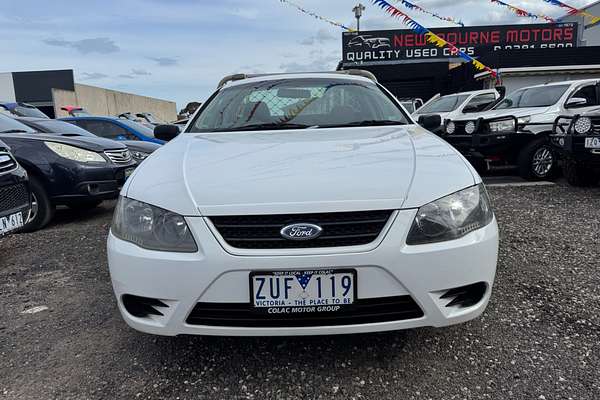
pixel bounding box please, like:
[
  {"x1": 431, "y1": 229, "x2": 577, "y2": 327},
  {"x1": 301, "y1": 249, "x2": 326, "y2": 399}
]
[{"x1": 280, "y1": 223, "x2": 323, "y2": 240}]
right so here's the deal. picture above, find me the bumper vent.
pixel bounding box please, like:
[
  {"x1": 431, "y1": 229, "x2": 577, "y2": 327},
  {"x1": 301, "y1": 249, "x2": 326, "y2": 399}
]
[
  {"x1": 122, "y1": 294, "x2": 168, "y2": 318},
  {"x1": 440, "y1": 282, "x2": 487, "y2": 308},
  {"x1": 186, "y1": 296, "x2": 423, "y2": 327},
  {"x1": 104, "y1": 149, "x2": 132, "y2": 164},
  {"x1": 0, "y1": 153, "x2": 17, "y2": 174},
  {"x1": 0, "y1": 183, "x2": 29, "y2": 214},
  {"x1": 209, "y1": 210, "x2": 393, "y2": 249}
]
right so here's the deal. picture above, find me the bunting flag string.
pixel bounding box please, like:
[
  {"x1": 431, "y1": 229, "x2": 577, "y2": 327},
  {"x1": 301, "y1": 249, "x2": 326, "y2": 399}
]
[
  {"x1": 278, "y1": 0, "x2": 355, "y2": 31},
  {"x1": 541, "y1": 0, "x2": 600, "y2": 25},
  {"x1": 393, "y1": 0, "x2": 464, "y2": 27},
  {"x1": 371, "y1": 0, "x2": 499, "y2": 79},
  {"x1": 490, "y1": 0, "x2": 556, "y2": 22}
]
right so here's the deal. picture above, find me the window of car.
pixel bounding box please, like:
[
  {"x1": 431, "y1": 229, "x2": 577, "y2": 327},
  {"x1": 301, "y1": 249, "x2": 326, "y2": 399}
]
[
  {"x1": 14, "y1": 104, "x2": 48, "y2": 119},
  {"x1": 568, "y1": 84, "x2": 599, "y2": 107},
  {"x1": 417, "y1": 94, "x2": 470, "y2": 114},
  {"x1": 118, "y1": 119, "x2": 155, "y2": 138},
  {"x1": 463, "y1": 93, "x2": 497, "y2": 113},
  {"x1": 0, "y1": 114, "x2": 36, "y2": 133},
  {"x1": 494, "y1": 85, "x2": 570, "y2": 109},
  {"x1": 76, "y1": 120, "x2": 138, "y2": 140},
  {"x1": 189, "y1": 78, "x2": 409, "y2": 132}
]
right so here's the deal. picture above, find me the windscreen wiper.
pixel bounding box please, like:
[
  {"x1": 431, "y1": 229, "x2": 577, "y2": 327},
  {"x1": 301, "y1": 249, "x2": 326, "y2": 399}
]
[
  {"x1": 0, "y1": 129, "x2": 28, "y2": 133},
  {"x1": 211, "y1": 123, "x2": 312, "y2": 132},
  {"x1": 319, "y1": 120, "x2": 406, "y2": 128}
]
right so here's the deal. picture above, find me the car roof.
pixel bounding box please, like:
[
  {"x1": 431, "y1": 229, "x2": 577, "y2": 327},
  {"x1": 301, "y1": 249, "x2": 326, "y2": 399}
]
[
  {"x1": 521, "y1": 78, "x2": 600, "y2": 89},
  {"x1": 221, "y1": 71, "x2": 376, "y2": 89},
  {"x1": 440, "y1": 89, "x2": 496, "y2": 97},
  {"x1": 62, "y1": 116, "x2": 118, "y2": 121}
]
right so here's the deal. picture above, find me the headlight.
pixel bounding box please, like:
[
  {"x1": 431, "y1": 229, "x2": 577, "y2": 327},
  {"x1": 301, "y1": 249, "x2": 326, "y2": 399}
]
[
  {"x1": 464, "y1": 121, "x2": 476, "y2": 134},
  {"x1": 111, "y1": 197, "x2": 198, "y2": 252},
  {"x1": 488, "y1": 118, "x2": 516, "y2": 133},
  {"x1": 45, "y1": 142, "x2": 106, "y2": 163},
  {"x1": 445, "y1": 121, "x2": 456, "y2": 134},
  {"x1": 131, "y1": 151, "x2": 150, "y2": 161},
  {"x1": 518, "y1": 116, "x2": 531, "y2": 124},
  {"x1": 406, "y1": 184, "x2": 494, "y2": 245},
  {"x1": 574, "y1": 117, "x2": 592, "y2": 134}
]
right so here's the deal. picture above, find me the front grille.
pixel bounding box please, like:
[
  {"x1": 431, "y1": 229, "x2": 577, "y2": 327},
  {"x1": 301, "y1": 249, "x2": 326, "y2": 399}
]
[
  {"x1": 0, "y1": 152, "x2": 17, "y2": 174},
  {"x1": 104, "y1": 149, "x2": 132, "y2": 164},
  {"x1": 210, "y1": 210, "x2": 394, "y2": 249},
  {"x1": 186, "y1": 296, "x2": 423, "y2": 327},
  {"x1": 0, "y1": 183, "x2": 29, "y2": 213},
  {"x1": 589, "y1": 116, "x2": 600, "y2": 135}
]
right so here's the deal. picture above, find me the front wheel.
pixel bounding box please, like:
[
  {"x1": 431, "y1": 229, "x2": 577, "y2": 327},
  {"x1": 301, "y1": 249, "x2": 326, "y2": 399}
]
[
  {"x1": 563, "y1": 160, "x2": 598, "y2": 187},
  {"x1": 517, "y1": 138, "x2": 557, "y2": 181},
  {"x1": 21, "y1": 176, "x2": 55, "y2": 233}
]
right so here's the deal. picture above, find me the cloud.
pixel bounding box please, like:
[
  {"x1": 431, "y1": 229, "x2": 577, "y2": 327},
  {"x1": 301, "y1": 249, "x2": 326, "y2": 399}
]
[
  {"x1": 279, "y1": 55, "x2": 340, "y2": 73},
  {"x1": 132, "y1": 68, "x2": 152, "y2": 76},
  {"x1": 118, "y1": 74, "x2": 135, "y2": 79},
  {"x1": 43, "y1": 37, "x2": 119, "y2": 54},
  {"x1": 80, "y1": 72, "x2": 108, "y2": 80},
  {"x1": 300, "y1": 28, "x2": 337, "y2": 46},
  {"x1": 148, "y1": 57, "x2": 178, "y2": 66}
]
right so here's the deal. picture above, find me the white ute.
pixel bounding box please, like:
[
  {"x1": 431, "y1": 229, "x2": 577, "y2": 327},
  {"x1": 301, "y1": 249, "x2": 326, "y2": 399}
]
[{"x1": 107, "y1": 71, "x2": 499, "y2": 337}]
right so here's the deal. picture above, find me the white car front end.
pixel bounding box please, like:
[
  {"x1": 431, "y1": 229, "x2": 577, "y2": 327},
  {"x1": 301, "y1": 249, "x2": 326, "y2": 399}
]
[{"x1": 107, "y1": 74, "x2": 498, "y2": 336}]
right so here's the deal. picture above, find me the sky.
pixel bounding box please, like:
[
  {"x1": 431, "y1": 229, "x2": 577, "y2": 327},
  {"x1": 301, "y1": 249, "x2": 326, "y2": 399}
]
[{"x1": 0, "y1": 0, "x2": 594, "y2": 110}]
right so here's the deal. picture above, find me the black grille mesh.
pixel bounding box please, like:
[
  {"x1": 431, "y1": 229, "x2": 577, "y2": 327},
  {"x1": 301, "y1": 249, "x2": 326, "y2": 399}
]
[
  {"x1": 0, "y1": 183, "x2": 29, "y2": 213},
  {"x1": 209, "y1": 210, "x2": 393, "y2": 249},
  {"x1": 186, "y1": 295, "x2": 423, "y2": 327}
]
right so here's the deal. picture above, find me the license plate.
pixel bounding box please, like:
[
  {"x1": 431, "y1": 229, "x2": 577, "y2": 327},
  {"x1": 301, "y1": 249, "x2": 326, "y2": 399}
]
[
  {"x1": 585, "y1": 137, "x2": 600, "y2": 149},
  {"x1": 124, "y1": 168, "x2": 135, "y2": 178},
  {"x1": 251, "y1": 270, "x2": 356, "y2": 313},
  {"x1": 0, "y1": 211, "x2": 24, "y2": 235}
]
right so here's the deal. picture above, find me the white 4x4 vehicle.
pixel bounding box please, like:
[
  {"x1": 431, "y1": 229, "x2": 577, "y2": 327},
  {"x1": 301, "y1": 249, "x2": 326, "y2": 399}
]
[
  {"x1": 412, "y1": 89, "x2": 500, "y2": 133},
  {"x1": 107, "y1": 71, "x2": 498, "y2": 337},
  {"x1": 445, "y1": 79, "x2": 600, "y2": 180}
]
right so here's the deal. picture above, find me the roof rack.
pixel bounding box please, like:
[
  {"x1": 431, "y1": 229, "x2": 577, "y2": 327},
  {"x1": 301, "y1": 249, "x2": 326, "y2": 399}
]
[{"x1": 216, "y1": 69, "x2": 377, "y2": 89}]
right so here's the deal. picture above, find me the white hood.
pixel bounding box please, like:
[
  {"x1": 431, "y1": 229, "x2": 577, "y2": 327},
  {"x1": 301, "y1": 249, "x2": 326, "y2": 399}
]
[{"x1": 126, "y1": 126, "x2": 476, "y2": 216}]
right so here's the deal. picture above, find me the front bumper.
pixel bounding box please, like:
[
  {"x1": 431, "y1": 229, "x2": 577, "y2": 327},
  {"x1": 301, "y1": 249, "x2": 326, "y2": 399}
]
[
  {"x1": 550, "y1": 135, "x2": 600, "y2": 166},
  {"x1": 50, "y1": 162, "x2": 136, "y2": 204},
  {"x1": 107, "y1": 209, "x2": 499, "y2": 337}
]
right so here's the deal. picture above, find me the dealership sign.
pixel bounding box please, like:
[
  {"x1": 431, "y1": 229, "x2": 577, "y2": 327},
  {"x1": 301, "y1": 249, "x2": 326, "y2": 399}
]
[{"x1": 342, "y1": 23, "x2": 578, "y2": 66}]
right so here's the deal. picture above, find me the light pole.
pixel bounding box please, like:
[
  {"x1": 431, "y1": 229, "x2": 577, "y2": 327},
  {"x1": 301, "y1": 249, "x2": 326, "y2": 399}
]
[{"x1": 353, "y1": 3, "x2": 365, "y2": 32}]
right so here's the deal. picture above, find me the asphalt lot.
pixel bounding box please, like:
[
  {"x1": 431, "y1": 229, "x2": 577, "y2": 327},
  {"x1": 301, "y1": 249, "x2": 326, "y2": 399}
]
[{"x1": 1, "y1": 182, "x2": 599, "y2": 400}]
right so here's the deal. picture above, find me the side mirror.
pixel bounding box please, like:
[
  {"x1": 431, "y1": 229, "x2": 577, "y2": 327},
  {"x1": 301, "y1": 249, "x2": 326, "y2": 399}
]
[
  {"x1": 565, "y1": 97, "x2": 587, "y2": 108},
  {"x1": 417, "y1": 114, "x2": 442, "y2": 131},
  {"x1": 154, "y1": 124, "x2": 180, "y2": 142}
]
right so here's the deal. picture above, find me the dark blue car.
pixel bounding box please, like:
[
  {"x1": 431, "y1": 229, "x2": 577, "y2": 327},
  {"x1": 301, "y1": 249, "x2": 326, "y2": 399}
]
[{"x1": 60, "y1": 116, "x2": 164, "y2": 144}]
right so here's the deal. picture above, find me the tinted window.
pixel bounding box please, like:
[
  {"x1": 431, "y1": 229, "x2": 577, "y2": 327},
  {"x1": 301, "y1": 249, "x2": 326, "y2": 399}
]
[
  {"x1": 417, "y1": 95, "x2": 470, "y2": 114},
  {"x1": 464, "y1": 94, "x2": 497, "y2": 113},
  {"x1": 189, "y1": 78, "x2": 409, "y2": 132},
  {"x1": 78, "y1": 120, "x2": 135, "y2": 140},
  {"x1": 0, "y1": 114, "x2": 36, "y2": 133},
  {"x1": 118, "y1": 119, "x2": 155, "y2": 137},
  {"x1": 14, "y1": 104, "x2": 48, "y2": 118},
  {"x1": 495, "y1": 85, "x2": 570, "y2": 109}
]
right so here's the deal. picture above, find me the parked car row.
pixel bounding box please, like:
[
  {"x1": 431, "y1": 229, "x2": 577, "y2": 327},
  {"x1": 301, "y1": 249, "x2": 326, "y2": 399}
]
[
  {"x1": 0, "y1": 100, "x2": 170, "y2": 233},
  {"x1": 415, "y1": 79, "x2": 600, "y2": 185}
]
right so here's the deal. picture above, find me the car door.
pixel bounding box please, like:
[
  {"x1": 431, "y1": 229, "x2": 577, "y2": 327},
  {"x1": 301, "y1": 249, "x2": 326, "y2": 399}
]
[{"x1": 564, "y1": 83, "x2": 600, "y2": 116}]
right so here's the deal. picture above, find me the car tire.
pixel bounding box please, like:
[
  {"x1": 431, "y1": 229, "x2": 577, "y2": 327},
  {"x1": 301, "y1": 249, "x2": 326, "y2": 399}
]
[
  {"x1": 21, "y1": 176, "x2": 55, "y2": 233},
  {"x1": 67, "y1": 200, "x2": 103, "y2": 211},
  {"x1": 517, "y1": 138, "x2": 557, "y2": 181},
  {"x1": 563, "y1": 160, "x2": 597, "y2": 187}
]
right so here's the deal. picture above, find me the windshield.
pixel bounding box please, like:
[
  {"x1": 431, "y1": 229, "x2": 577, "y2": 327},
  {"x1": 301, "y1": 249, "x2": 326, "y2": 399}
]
[
  {"x1": 417, "y1": 94, "x2": 470, "y2": 114},
  {"x1": 189, "y1": 78, "x2": 409, "y2": 133},
  {"x1": 118, "y1": 119, "x2": 155, "y2": 137},
  {"x1": 495, "y1": 85, "x2": 570, "y2": 109},
  {"x1": 15, "y1": 104, "x2": 48, "y2": 119},
  {"x1": 35, "y1": 119, "x2": 95, "y2": 136},
  {"x1": 0, "y1": 114, "x2": 36, "y2": 133}
]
